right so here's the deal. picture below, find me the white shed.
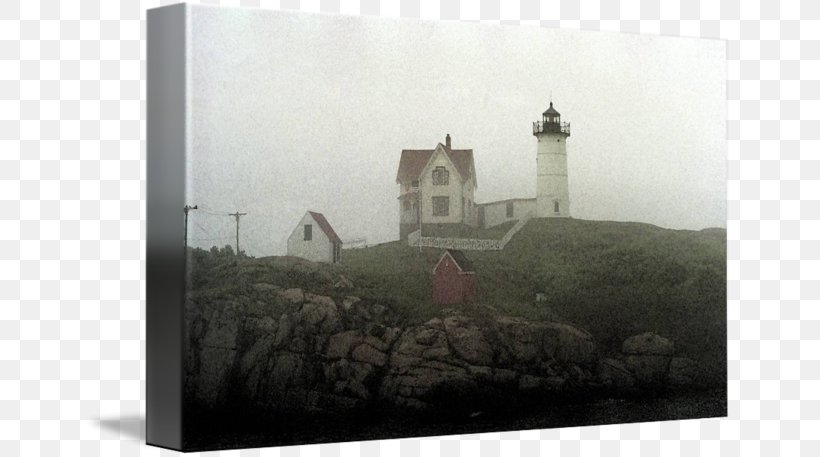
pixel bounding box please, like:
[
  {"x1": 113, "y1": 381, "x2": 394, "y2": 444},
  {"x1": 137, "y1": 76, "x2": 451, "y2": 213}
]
[{"x1": 286, "y1": 211, "x2": 342, "y2": 263}]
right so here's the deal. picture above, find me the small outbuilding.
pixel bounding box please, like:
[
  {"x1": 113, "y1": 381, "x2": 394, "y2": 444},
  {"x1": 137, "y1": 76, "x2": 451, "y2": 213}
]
[
  {"x1": 432, "y1": 249, "x2": 476, "y2": 305},
  {"x1": 286, "y1": 211, "x2": 342, "y2": 264}
]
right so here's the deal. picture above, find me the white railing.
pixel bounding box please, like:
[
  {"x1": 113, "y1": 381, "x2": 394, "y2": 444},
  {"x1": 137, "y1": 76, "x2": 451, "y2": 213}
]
[
  {"x1": 532, "y1": 121, "x2": 571, "y2": 136},
  {"x1": 406, "y1": 215, "x2": 531, "y2": 251}
]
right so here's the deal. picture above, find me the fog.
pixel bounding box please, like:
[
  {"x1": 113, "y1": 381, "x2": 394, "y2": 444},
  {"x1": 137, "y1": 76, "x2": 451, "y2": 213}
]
[{"x1": 186, "y1": 5, "x2": 725, "y2": 257}]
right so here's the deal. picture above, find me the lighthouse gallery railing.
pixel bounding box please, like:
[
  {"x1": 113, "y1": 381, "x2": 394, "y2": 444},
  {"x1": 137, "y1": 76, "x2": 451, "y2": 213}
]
[{"x1": 532, "y1": 121, "x2": 571, "y2": 136}]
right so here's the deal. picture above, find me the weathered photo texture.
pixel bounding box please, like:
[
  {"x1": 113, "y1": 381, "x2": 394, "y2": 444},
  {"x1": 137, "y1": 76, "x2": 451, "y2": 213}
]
[{"x1": 178, "y1": 4, "x2": 725, "y2": 451}]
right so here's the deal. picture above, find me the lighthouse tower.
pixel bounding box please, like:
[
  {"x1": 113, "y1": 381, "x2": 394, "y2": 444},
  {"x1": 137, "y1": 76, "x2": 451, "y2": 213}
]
[{"x1": 533, "y1": 101, "x2": 571, "y2": 218}]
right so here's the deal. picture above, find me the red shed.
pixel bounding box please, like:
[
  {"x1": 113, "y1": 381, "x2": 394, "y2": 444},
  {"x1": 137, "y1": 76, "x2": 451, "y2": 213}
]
[{"x1": 432, "y1": 250, "x2": 477, "y2": 305}]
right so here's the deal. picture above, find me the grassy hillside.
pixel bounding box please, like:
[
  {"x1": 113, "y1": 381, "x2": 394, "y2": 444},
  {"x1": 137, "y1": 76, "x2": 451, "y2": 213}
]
[
  {"x1": 188, "y1": 218, "x2": 726, "y2": 382},
  {"x1": 342, "y1": 218, "x2": 726, "y2": 378}
]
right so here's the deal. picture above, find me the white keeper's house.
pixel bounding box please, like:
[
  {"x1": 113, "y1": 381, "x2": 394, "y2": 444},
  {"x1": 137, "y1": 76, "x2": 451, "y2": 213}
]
[{"x1": 396, "y1": 134, "x2": 478, "y2": 240}]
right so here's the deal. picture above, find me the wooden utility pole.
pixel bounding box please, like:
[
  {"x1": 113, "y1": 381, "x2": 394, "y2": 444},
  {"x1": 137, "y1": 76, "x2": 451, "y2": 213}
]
[
  {"x1": 183, "y1": 205, "x2": 197, "y2": 252},
  {"x1": 418, "y1": 187, "x2": 422, "y2": 252},
  {"x1": 228, "y1": 211, "x2": 247, "y2": 256}
]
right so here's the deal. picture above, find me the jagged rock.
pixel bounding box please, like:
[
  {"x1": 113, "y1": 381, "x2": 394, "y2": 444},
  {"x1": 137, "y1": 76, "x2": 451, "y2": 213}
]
[
  {"x1": 273, "y1": 314, "x2": 293, "y2": 347},
  {"x1": 271, "y1": 352, "x2": 305, "y2": 389},
  {"x1": 389, "y1": 352, "x2": 422, "y2": 369},
  {"x1": 190, "y1": 309, "x2": 240, "y2": 404},
  {"x1": 492, "y1": 368, "x2": 518, "y2": 384},
  {"x1": 494, "y1": 317, "x2": 541, "y2": 364},
  {"x1": 519, "y1": 374, "x2": 546, "y2": 391},
  {"x1": 443, "y1": 315, "x2": 495, "y2": 366},
  {"x1": 334, "y1": 275, "x2": 354, "y2": 290},
  {"x1": 342, "y1": 296, "x2": 360, "y2": 311},
  {"x1": 326, "y1": 330, "x2": 363, "y2": 359},
  {"x1": 598, "y1": 358, "x2": 635, "y2": 389},
  {"x1": 623, "y1": 332, "x2": 674, "y2": 356},
  {"x1": 542, "y1": 322, "x2": 596, "y2": 364},
  {"x1": 622, "y1": 333, "x2": 674, "y2": 386},
  {"x1": 253, "y1": 282, "x2": 280, "y2": 293},
  {"x1": 202, "y1": 309, "x2": 239, "y2": 349},
  {"x1": 298, "y1": 297, "x2": 341, "y2": 334},
  {"x1": 304, "y1": 293, "x2": 336, "y2": 310},
  {"x1": 668, "y1": 357, "x2": 702, "y2": 387},
  {"x1": 414, "y1": 327, "x2": 441, "y2": 346},
  {"x1": 351, "y1": 344, "x2": 388, "y2": 367},
  {"x1": 422, "y1": 347, "x2": 451, "y2": 360},
  {"x1": 349, "y1": 361, "x2": 375, "y2": 385},
  {"x1": 363, "y1": 333, "x2": 391, "y2": 353},
  {"x1": 380, "y1": 327, "x2": 402, "y2": 347},
  {"x1": 318, "y1": 392, "x2": 362, "y2": 410},
  {"x1": 188, "y1": 294, "x2": 612, "y2": 414},
  {"x1": 466, "y1": 365, "x2": 492, "y2": 380},
  {"x1": 625, "y1": 355, "x2": 671, "y2": 385},
  {"x1": 195, "y1": 347, "x2": 235, "y2": 404},
  {"x1": 393, "y1": 396, "x2": 430, "y2": 410},
  {"x1": 544, "y1": 376, "x2": 566, "y2": 390},
  {"x1": 423, "y1": 317, "x2": 444, "y2": 329},
  {"x1": 493, "y1": 317, "x2": 595, "y2": 366},
  {"x1": 333, "y1": 379, "x2": 370, "y2": 399},
  {"x1": 278, "y1": 288, "x2": 305, "y2": 304}
]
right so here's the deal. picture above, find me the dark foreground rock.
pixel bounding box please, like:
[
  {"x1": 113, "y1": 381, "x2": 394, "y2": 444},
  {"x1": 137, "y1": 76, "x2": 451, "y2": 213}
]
[{"x1": 185, "y1": 289, "x2": 708, "y2": 415}]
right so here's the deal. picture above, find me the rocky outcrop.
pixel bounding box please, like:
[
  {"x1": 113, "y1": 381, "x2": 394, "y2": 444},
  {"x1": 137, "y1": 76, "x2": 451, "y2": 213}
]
[
  {"x1": 186, "y1": 290, "x2": 707, "y2": 416},
  {"x1": 611, "y1": 332, "x2": 706, "y2": 389},
  {"x1": 597, "y1": 358, "x2": 635, "y2": 390},
  {"x1": 622, "y1": 332, "x2": 674, "y2": 386},
  {"x1": 186, "y1": 287, "x2": 601, "y2": 414}
]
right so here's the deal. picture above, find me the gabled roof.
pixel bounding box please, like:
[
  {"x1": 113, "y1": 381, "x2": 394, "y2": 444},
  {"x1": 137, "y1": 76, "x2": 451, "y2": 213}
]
[
  {"x1": 396, "y1": 146, "x2": 475, "y2": 184},
  {"x1": 434, "y1": 249, "x2": 475, "y2": 273},
  {"x1": 307, "y1": 211, "x2": 342, "y2": 244}
]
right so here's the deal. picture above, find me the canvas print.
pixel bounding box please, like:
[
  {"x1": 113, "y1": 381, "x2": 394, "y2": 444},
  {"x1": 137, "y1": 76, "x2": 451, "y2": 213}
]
[{"x1": 148, "y1": 4, "x2": 726, "y2": 452}]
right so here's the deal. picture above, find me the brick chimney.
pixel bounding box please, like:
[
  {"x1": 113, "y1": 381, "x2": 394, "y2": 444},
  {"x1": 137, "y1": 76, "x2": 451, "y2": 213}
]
[{"x1": 445, "y1": 133, "x2": 451, "y2": 150}]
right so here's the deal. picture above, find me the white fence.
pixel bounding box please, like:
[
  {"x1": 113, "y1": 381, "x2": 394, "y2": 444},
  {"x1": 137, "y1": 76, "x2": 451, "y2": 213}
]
[{"x1": 407, "y1": 216, "x2": 530, "y2": 251}]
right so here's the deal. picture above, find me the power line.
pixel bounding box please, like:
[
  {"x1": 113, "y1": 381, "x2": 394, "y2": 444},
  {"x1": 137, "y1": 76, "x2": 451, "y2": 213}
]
[
  {"x1": 197, "y1": 209, "x2": 232, "y2": 216},
  {"x1": 192, "y1": 220, "x2": 210, "y2": 235}
]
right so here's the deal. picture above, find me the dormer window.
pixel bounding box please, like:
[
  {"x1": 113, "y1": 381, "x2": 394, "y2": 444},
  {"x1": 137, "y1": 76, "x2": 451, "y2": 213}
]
[{"x1": 432, "y1": 166, "x2": 449, "y2": 185}]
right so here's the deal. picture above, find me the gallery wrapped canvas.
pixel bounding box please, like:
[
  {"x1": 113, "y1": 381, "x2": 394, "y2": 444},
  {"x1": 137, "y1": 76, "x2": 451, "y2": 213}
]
[{"x1": 147, "y1": 3, "x2": 726, "y2": 452}]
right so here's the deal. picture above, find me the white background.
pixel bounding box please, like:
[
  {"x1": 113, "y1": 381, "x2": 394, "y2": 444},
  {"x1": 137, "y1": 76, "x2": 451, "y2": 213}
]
[{"x1": 0, "y1": 0, "x2": 817, "y2": 456}]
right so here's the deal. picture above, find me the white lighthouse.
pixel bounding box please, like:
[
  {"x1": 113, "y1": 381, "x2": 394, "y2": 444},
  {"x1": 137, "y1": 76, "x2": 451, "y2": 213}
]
[{"x1": 533, "y1": 102, "x2": 571, "y2": 218}]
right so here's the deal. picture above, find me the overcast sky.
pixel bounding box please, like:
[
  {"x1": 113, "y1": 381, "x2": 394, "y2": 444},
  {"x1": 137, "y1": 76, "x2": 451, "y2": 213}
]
[{"x1": 186, "y1": 5, "x2": 726, "y2": 257}]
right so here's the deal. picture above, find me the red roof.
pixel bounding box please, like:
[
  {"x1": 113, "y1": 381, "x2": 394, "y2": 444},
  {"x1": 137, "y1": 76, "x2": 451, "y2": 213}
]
[
  {"x1": 396, "y1": 146, "x2": 475, "y2": 184},
  {"x1": 433, "y1": 249, "x2": 475, "y2": 273},
  {"x1": 308, "y1": 211, "x2": 342, "y2": 244}
]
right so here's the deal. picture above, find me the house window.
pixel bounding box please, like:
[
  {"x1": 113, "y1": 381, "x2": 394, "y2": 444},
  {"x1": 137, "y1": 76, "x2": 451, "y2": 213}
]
[
  {"x1": 411, "y1": 180, "x2": 419, "y2": 189},
  {"x1": 554, "y1": 201, "x2": 560, "y2": 214},
  {"x1": 304, "y1": 224, "x2": 312, "y2": 241},
  {"x1": 432, "y1": 166, "x2": 449, "y2": 185},
  {"x1": 432, "y1": 196, "x2": 449, "y2": 216},
  {"x1": 506, "y1": 201, "x2": 514, "y2": 218},
  {"x1": 403, "y1": 200, "x2": 411, "y2": 211}
]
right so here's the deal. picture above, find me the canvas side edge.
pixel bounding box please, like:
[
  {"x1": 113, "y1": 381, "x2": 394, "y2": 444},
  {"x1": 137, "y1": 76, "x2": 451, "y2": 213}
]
[{"x1": 146, "y1": 3, "x2": 187, "y2": 451}]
